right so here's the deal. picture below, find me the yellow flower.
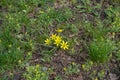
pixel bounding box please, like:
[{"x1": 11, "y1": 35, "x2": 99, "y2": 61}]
[
  {"x1": 39, "y1": 10, "x2": 44, "y2": 14},
  {"x1": 72, "y1": 62, "x2": 75, "y2": 65},
  {"x1": 82, "y1": 64, "x2": 85, "y2": 69},
  {"x1": 9, "y1": 72, "x2": 13, "y2": 76},
  {"x1": 45, "y1": 38, "x2": 51, "y2": 45},
  {"x1": 93, "y1": 70, "x2": 96, "y2": 74},
  {"x1": 56, "y1": 29, "x2": 63, "y2": 33},
  {"x1": 28, "y1": 52, "x2": 32, "y2": 55},
  {"x1": 112, "y1": 32, "x2": 115, "y2": 36},
  {"x1": 60, "y1": 41, "x2": 69, "y2": 50},
  {"x1": 101, "y1": 70, "x2": 105, "y2": 75},
  {"x1": 63, "y1": 67, "x2": 67, "y2": 71},
  {"x1": 8, "y1": 44, "x2": 12, "y2": 47},
  {"x1": 36, "y1": 64, "x2": 39, "y2": 68},
  {"x1": 90, "y1": 61, "x2": 93, "y2": 65},
  {"x1": 25, "y1": 32, "x2": 27, "y2": 35},
  {"x1": 18, "y1": 60, "x2": 21, "y2": 63},
  {"x1": 17, "y1": 47, "x2": 20, "y2": 50},
  {"x1": 50, "y1": 34, "x2": 57, "y2": 40},
  {"x1": 94, "y1": 77, "x2": 98, "y2": 80},
  {"x1": 54, "y1": 36, "x2": 62, "y2": 46}
]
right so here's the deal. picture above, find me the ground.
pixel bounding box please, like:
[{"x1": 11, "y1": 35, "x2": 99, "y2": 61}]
[{"x1": 0, "y1": 0, "x2": 120, "y2": 80}]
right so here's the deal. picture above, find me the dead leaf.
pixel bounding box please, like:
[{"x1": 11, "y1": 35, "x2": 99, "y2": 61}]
[
  {"x1": 109, "y1": 73, "x2": 118, "y2": 80},
  {"x1": 76, "y1": 74, "x2": 83, "y2": 80}
]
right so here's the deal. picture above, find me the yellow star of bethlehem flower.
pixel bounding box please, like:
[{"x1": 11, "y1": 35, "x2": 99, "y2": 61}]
[
  {"x1": 60, "y1": 41, "x2": 69, "y2": 50},
  {"x1": 94, "y1": 77, "x2": 98, "y2": 80},
  {"x1": 45, "y1": 38, "x2": 51, "y2": 45},
  {"x1": 56, "y1": 28, "x2": 63, "y2": 33},
  {"x1": 63, "y1": 67, "x2": 67, "y2": 71},
  {"x1": 54, "y1": 36, "x2": 62, "y2": 46},
  {"x1": 50, "y1": 34, "x2": 57, "y2": 40}
]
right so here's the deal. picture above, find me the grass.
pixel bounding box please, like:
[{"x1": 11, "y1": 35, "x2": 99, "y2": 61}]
[
  {"x1": 23, "y1": 64, "x2": 52, "y2": 80},
  {"x1": 0, "y1": 0, "x2": 120, "y2": 80},
  {"x1": 88, "y1": 39, "x2": 114, "y2": 63},
  {"x1": 64, "y1": 62, "x2": 80, "y2": 75}
]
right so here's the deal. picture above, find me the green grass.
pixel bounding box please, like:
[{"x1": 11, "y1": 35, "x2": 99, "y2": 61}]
[
  {"x1": 88, "y1": 39, "x2": 114, "y2": 63},
  {"x1": 0, "y1": 0, "x2": 120, "y2": 79},
  {"x1": 23, "y1": 64, "x2": 53, "y2": 80},
  {"x1": 0, "y1": 26, "x2": 23, "y2": 69},
  {"x1": 64, "y1": 62, "x2": 80, "y2": 75}
]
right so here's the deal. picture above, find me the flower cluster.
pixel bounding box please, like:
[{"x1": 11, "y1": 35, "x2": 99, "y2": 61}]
[
  {"x1": 45, "y1": 29, "x2": 69, "y2": 50},
  {"x1": 24, "y1": 64, "x2": 50, "y2": 80},
  {"x1": 82, "y1": 61, "x2": 94, "y2": 71},
  {"x1": 63, "y1": 62, "x2": 80, "y2": 75}
]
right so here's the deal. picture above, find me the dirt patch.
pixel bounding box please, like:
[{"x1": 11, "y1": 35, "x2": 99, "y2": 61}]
[{"x1": 50, "y1": 50, "x2": 75, "y2": 78}]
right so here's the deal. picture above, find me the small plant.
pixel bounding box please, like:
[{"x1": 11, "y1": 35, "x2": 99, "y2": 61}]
[
  {"x1": 110, "y1": 0, "x2": 120, "y2": 4},
  {"x1": 45, "y1": 29, "x2": 69, "y2": 50},
  {"x1": 97, "y1": 70, "x2": 105, "y2": 80},
  {"x1": 55, "y1": 75, "x2": 62, "y2": 80},
  {"x1": 23, "y1": 64, "x2": 52, "y2": 80},
  {"x1": 41, "y1": 53, "x2": 53, "y2": 63},
  {"x1": 105, "y1": 5, "x2": 120, "y2": 32},
  {"x1": 77, "y1": 0, "x2": 102, "y2": 16},
  {"x1": 82, "y1": 20, "x2": 107, "y2": 39},
  {"x1": 82, "y1": 60, "x2": 93, "y2": 71},
  {"x1": 77, "y1": 0, "x2": 92, "y2": 13},
  {"x1": 111, "y1": 17, "x2": 120, "y2": 32},
  {"x1": 116, "y1": 42, "x2": 120, "y2": 60},
  {"x1": 88, "y1": 39, "x2": 114, "y2": 63},
  {"x1": 64, "y1": 62, "x2": 80, "y2": 75},
  {"x1": 90, "y1": 70, "x2": 105, "y2": 80},
  {"x1": 0, "y1": 34, "x2": 23, "y2": 70}
]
